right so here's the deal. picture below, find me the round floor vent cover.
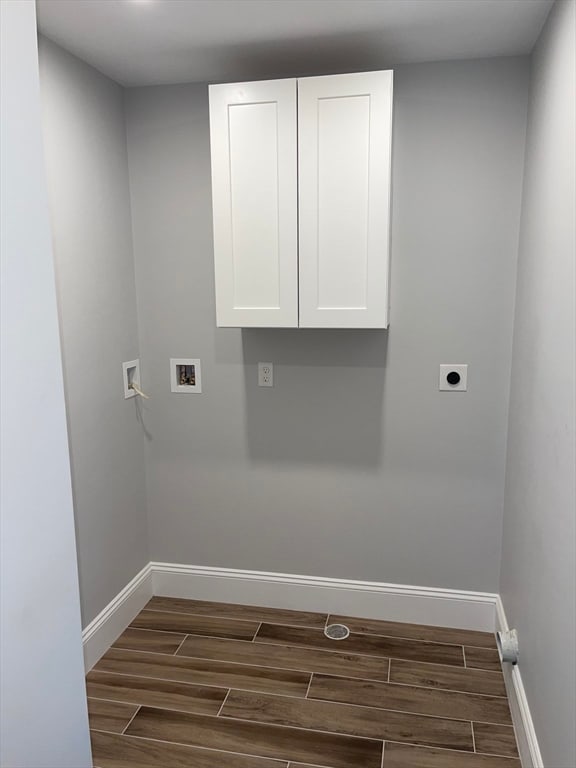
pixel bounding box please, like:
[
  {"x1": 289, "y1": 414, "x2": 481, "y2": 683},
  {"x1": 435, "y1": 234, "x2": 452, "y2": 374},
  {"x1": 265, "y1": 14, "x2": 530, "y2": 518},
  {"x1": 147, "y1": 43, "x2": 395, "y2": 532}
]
[{"x1": 324, "y1": 623, "x2": 350, "y2": 640}]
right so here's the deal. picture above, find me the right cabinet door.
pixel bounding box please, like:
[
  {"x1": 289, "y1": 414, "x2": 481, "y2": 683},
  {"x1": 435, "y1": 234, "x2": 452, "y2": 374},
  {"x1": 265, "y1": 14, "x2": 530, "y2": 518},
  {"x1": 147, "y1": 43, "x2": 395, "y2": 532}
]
[{"x1": 298, "y1": 71, "x2": 393, "y2": 328}]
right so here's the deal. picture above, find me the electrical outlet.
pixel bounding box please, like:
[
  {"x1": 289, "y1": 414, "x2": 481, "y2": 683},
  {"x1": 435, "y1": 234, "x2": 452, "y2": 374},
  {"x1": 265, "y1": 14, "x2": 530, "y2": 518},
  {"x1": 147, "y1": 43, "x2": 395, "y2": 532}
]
[{"x1": 258, "y1": 362, "x2": 274, "y2": 387}]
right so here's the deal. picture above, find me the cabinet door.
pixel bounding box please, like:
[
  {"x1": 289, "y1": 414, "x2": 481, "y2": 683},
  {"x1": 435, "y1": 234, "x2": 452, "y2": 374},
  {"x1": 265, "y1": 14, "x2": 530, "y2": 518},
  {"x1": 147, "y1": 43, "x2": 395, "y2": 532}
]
[
  {"x1": 298, "y1": 71, "x2": 393, "y2": 328},
  {"x1": 209, "y1": 79, "x2": 298, "y2": 327}
]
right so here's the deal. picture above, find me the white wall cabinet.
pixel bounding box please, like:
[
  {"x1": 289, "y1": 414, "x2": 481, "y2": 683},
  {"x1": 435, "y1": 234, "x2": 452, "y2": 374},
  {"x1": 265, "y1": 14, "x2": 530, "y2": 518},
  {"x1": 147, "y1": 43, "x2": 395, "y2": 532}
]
[{"x1": 209, "y1": 71, "x2": 393, "y2": 328}]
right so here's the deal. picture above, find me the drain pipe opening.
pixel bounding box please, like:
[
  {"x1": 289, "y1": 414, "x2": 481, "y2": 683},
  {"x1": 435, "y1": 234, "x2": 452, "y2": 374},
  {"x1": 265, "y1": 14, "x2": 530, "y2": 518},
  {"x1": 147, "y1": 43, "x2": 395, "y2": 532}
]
[{"x1": 325, "y1": 623, "x2": 350, "y2": 640}]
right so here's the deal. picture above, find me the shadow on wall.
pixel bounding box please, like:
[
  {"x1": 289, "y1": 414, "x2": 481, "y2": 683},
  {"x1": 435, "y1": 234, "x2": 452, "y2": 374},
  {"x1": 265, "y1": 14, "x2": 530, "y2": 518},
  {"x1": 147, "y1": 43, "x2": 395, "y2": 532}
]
[
  {"x1": 241, "y1": 329, "x2": 387, "y2": 468},
  {"x1": 189, "y1": 31, "x2": 397, "y2": 83}
]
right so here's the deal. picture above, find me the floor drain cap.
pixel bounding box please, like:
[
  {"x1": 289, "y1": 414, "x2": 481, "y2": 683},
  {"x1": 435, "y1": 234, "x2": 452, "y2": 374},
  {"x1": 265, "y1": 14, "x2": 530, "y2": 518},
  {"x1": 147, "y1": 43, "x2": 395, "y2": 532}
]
[{"x1": 324, "y1": 623, "x2": 350, "y2": 640}]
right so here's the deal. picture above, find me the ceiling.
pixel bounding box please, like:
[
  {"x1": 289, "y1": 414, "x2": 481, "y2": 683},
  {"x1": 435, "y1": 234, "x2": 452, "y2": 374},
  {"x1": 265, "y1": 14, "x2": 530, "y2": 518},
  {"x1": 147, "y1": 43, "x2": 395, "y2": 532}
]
[{"x1": 36, "y1": 0, "x2": 553, "y2": 87}]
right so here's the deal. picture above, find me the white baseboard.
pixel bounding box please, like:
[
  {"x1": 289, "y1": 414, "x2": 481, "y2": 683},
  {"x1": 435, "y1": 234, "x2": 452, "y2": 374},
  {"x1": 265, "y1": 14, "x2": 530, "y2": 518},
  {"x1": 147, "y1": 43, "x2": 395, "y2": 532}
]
[
  {"x1": 496, "y1": 597, "x2": 543, "y2": 768},
  {"x1": 82, "y1": 562, "x2": 497, "y2": 668},
  {"x1": 150, "y1": 562, "x2": 497, "y2": 632},
  {"x1": 82, "y1": 563, "x2": 153, "y2": 671}
]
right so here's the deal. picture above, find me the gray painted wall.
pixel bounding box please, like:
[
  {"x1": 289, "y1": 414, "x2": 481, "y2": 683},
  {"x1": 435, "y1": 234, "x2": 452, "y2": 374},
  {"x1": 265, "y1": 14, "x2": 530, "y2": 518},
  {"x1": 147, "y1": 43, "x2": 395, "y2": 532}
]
[
  {"x1": 0, "y1": 3, "x2": 91, "y2": 764},
  {"x1": 500, "y1": 2, "x2": 576, "y2": 767},
  {"x1": 38, "y1": 38, "x2": 149, "y2": 626},
  {"x1": 125, "y1": 57, "x2": 529, "y2": 592}
]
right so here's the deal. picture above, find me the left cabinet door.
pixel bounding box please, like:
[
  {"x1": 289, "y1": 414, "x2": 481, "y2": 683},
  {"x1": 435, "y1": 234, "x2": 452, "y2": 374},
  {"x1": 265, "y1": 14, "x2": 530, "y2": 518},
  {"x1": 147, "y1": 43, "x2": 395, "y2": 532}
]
[{"x1": 209, "y1": 79, "x2": 298, "y2": 327}]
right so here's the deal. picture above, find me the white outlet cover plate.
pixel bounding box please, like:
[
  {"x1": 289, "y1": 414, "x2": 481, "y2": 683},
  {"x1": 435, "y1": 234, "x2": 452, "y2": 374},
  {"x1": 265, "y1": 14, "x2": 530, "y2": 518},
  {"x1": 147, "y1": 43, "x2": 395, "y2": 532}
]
[
  {"x1": 439, "y1": 364, "x2": 468, "y2": 391},
  {"x1": 258, "y1": 362, "x2": 274, "y2": 387}
]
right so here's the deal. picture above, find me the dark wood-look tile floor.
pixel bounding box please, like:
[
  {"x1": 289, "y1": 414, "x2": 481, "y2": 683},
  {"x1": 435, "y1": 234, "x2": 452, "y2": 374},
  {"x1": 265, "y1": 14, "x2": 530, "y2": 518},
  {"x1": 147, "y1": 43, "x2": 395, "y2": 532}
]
[{"x1": 88, "y1": 596, "x2": 520, "y2": 768}]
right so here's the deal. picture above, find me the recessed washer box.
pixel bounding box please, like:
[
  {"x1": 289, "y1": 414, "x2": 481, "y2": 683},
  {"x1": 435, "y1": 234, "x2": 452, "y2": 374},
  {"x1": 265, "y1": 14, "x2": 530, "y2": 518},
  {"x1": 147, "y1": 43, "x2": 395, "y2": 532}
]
[{"x1": 170, "y1": 358, "x2": 202, "y2": 393}]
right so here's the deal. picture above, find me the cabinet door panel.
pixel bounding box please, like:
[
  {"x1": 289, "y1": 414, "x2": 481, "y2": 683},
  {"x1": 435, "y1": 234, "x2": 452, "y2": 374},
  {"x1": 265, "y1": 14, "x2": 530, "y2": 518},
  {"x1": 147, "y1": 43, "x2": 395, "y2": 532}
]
[
  {"x1": 209, "y1": 80, "x2": 298, "y2": 327},
  {"x1": 298, "y1": 71, "x2": 393, "y2": 328}
]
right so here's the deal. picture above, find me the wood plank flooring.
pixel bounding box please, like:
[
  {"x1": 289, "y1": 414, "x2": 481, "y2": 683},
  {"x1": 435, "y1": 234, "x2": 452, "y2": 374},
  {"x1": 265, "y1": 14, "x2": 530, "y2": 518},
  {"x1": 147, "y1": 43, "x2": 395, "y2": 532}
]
[{"x1": 88, "y1": 596, "x2": 520, "y2": 768}]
